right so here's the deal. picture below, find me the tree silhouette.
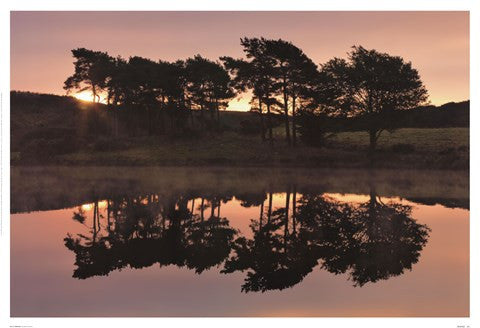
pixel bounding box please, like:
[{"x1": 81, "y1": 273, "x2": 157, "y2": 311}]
[
  {"x1": 262, "y1": 39, "x2": 319, "y2": 146},
  {"x1": 185, "y1": 55, "x2": 236, "y2": 128},
  {"x1": 223, "y1": 38, "x2": 282, "y2": 145},
  {"x1": 64, "y1": 48, "x2": 114, "y2": 103},
  {"x1": 321, "y1": 46, "x2": 429, "y2": 155}
]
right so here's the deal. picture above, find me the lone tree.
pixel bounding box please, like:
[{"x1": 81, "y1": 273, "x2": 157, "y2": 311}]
[
  {"x1": 64, "y1": 48, "x2": 114, "y2": 103},
  {"x1": 322, "y1": 46, "x2": 428, "y2": 154}
]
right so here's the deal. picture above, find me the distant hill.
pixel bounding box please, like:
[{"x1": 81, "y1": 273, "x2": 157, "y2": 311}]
[
  {"x1": 397, "y1": 101, "x2": 469, "y2": 128},
  {"x1": 11, "y1": 91, "x2": 108, "y2": 156},
  {"x1": 10, "y1": 91, "x2": 263, "y2": 162}
]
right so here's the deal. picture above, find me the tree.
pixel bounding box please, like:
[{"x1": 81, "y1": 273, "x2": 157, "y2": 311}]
[
  {"x1": 222, "y1": 38, "x2": 279, "y2": 145},
  {"x1": 322, "y1": 46, "x2": 428, "y2": 154},
  {"x1": 185, "y1": 55, "x2": 235, "y2": 128},
  {"x1": 64, "y1": 48, "x2": 114, "y2": 103},
  {"x1": 262, "y1": 39, "x2": 319, "y2": 146},
  {"x1": 226, "y1": 38, "x2": 319, "y2": 146}
]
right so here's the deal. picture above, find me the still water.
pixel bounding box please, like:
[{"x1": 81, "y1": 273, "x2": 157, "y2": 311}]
[{"x1": 10, "y1": 167, "x2": 469, "y2": 317}]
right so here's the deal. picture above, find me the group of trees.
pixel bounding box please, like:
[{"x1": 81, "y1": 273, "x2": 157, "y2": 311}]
[
  {"x1": 222, "y1": 38, "x2": 318, "y2": 146},
  {"x1": 64, "y1": 187, "x2": 430, "y2": 291},
  {"x1": 64, "y1": 49, "x2": 235, "y2": 135},
  {"x1": 64, "y1": 38, "x2": 428, "y2": 152}
]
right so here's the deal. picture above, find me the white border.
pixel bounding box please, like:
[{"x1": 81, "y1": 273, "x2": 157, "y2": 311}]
[{"x1": 1, "y1": 1, "x2": 477, "y2": 328}]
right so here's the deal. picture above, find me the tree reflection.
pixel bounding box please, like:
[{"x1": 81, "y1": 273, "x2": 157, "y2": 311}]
[
  {"x1": 64, "y1": 186, "x2": 430, "y2": 292},
  {"x1": 296, "y1": 187, "x2": 431, "y2": 287},
  {"x1": 222, "y1": 190, "x2": 318, "y2": 292},
  {"x1": 64, "y1": 193, "x2": 237, "y2": 279}
]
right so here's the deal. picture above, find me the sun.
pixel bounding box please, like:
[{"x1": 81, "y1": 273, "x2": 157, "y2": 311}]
[{"x1": 73, "y1": 90, "x2": 107, "y2": 104}]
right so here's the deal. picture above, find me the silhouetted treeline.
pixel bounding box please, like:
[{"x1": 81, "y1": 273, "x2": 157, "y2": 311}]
[
  {"x1": 64, "y1": 49, "x2": 236, "y2": 137},
  {"x1": 60, "y1": 40, "x2": 433, "y2": 153}
]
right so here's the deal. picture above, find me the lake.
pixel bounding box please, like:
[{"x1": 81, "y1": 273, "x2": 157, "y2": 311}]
[{"x1": 10, "y1": 167, "x2": 469, "y2": 317}]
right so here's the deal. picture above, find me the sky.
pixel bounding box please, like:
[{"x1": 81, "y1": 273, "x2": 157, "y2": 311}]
[{"x1": 10, "y1": 11, "x2": 469, "y2": 110}]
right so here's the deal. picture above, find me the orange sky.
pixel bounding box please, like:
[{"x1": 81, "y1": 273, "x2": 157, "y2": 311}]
[{"x1": 10, "y1": 11, "x2": 469, "y2": 110}]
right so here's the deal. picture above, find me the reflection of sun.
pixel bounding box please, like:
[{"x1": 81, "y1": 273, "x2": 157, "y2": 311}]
[
  {"x1": 81, "y1": 203, "x2": 93, "y2": 211},
  {"x1": 98, "y1": 200, "x2": 108, "y2": 208},
  {"x1": 73, "y1": 90, "x2": 107, "y2": 104}
]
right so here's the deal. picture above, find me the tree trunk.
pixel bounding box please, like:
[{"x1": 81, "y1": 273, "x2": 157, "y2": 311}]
[
  {"x1": 283, "y1": 85, "x2": 291, "y2": 145},
  {"x1": 284, "y1": 190, "x2": 290, "y2": 249},
  {"x1": 92, "y1": 85, "x2": 97, "y2": 103},
  {"x1": 267, "y1": 103, "x2": 273, "y2": 146},
  {"x1": 292, "y1": 186, "x2": 297, "y2": 234},
  {"x1": 216, "y1": 99, "x2": 220, "y2": 126},
  {"x1": 259, "y1": 100, "x2": 266, "y2": 142},
  {"x1": 259, "y1": 200, "x2": 264, "y2": 229},
  {"x1": 267, "y1": 192, "x2": 273, "y2": 224},
  {"x1": 292, "y1": 96, "x2": 297, "y2": 147}
]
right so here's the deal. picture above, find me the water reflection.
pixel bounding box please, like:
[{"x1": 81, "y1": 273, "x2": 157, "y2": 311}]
[
  {"x1": 64, "y1": 194, "x2": 238, "y2": 279},
  {"x1": 64, "y1": 185, "x2": 430, "y2": 292}
]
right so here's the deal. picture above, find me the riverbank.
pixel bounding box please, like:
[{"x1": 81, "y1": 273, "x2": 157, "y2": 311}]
[{"x1": 11, "y1": 127, "x2": 469, "y2": 170}]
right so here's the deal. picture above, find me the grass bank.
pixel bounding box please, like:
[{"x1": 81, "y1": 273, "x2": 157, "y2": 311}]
[{"x1": 30, "y1": 127, "x2": 467, "y2": 170}]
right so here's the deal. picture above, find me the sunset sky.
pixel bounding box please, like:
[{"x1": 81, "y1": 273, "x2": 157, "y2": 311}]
[{"x1": 10, "y1": 11, "x2": 469, "y2": 110}]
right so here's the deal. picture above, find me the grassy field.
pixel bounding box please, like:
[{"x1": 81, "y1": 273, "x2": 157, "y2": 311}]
[
  {"x1": 332, "y1": 128, "x2": 468, "y2": 153},
  {"x1": 49, "y1": 127, "x2": 469, "y2": 170}
]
